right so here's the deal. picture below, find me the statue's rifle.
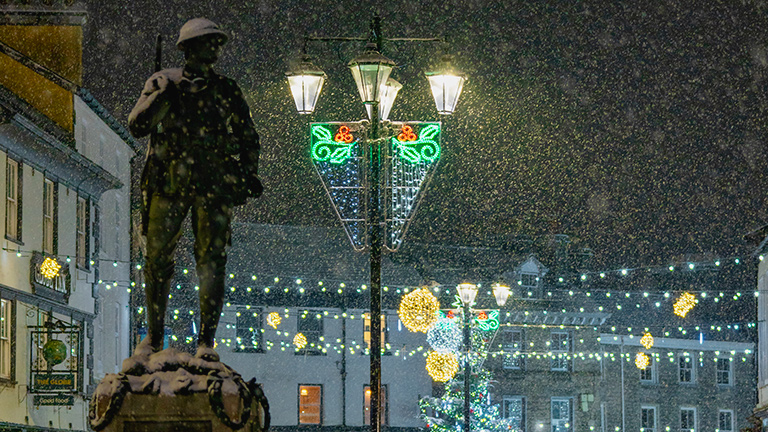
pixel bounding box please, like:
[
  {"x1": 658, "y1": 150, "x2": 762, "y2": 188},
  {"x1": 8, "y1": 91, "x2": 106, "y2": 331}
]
[{"x1": 141, "y1": 34, "x2": 163, "y2": 236}]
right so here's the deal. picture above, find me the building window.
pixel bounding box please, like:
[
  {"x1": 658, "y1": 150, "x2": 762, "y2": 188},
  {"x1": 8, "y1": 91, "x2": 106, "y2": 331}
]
[
  {"x1": 718, "y1": 410, "x2": 733, "y2": 432},
  {"x1": 363, "y1": 312, "x2": 387, "y2": 353},
  {"x1": 520, "y1": 273, "x2": 538, "y2": 288},
  {"x1": 0, "y1": 299, "x2": 11, "y2": 379},
  {"x1": 716, "y1": 358, "x2": 732, "y2": 386},
  {"x1": 678, "y1": 355, "x2": 694, "y2": 383},
  {"x1": 503, "y1": 396, "x2": 525, "y2": 431},
  {"x1": 297, "y1": 310, "x2": 323, "y2": 355},
  {"x1": 76, "y1": 196, "x2": 89, "y2": 269},
  {"x1": 235, "y1": 307, "x2": 262, "y2": 352},
  {"x1": 550, "y1": 331, "x2": 570, "y2": 371},
  {"x1": 502, "y1": 329, "x2": 524, "y2": 369},
  {"x1": 5, "y1": 158, "x2": 21, "y2": 241},
  {"x1": 42, "y1": 178, "x2": 57, "y2": 255},
  {"x1": 640, "y1": 357, "x2": 656, "y2": 383},
  {"x1": 641, "y1": 406, "x2": 657, "y2": 432},
  {"x1": 363, "y1": 384, "x2": 388, "y2": 425},
  {"x1": 298, "y1": 384, "x2": 322, "y2": 425},
  {"x1": 680, "y1": 407, "x2": 696, "y2": 432},
  {"x1": 551, "y1": 397, "x2": 572, "y2": 432}
]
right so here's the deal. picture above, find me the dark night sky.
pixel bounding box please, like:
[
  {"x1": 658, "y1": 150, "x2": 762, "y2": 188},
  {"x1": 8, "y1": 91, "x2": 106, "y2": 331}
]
[{"x1": 82, "y1": 0, "x2": 768, "y2": 269}]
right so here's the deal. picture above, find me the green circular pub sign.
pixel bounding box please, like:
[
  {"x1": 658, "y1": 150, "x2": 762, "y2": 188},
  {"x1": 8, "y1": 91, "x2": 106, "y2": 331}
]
[{"x1": 42, "y1": 339, "x2": 67, "y2": 366}]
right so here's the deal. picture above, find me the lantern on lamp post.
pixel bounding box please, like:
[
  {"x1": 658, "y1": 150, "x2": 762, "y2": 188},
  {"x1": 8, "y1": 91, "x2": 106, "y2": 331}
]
[
  {"x1": 285, "y1": 55, "x2": 326, "y2": 115},
  {"x1": 425, "y1": 55, "x2": 467, "y2": 115},
  {"x1": 456, "y1": 282, "x2": 510, "y2": 432},
  {"x1": 348, "y1": 43, "x2": 396, "y2": 106}
]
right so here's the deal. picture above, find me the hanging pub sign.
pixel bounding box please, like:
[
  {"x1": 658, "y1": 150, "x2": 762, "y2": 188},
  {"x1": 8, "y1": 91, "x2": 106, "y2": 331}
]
[
  {"x1": 29, "y1": 318, "x2": 81, "y2": 394},
  {"x1": 30, "y1": 251, "x2": 71, "y2": 303}
]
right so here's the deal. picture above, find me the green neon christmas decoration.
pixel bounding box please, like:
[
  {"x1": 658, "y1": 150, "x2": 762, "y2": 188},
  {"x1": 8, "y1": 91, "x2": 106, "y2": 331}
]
[
  {"x1": 475, "y1": 310, "x2": 499, "y2": 331},
  {"x1": 391, "y1": 124, "x2": 441, "y2": 164},
  {"x1": 311, "y1": 124, "x2": 358, "y2": 164}
]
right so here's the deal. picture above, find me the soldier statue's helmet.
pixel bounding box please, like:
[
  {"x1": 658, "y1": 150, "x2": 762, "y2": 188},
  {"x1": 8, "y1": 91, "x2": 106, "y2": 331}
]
[{"x1": 176, "y1": 18, "x2": 228, "y2": 50}]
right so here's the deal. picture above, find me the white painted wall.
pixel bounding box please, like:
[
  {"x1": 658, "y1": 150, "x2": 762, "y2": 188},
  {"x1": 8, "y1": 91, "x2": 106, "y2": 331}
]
[{"x1": 217, "y1": 306, "x2": 433, "y2": 428}]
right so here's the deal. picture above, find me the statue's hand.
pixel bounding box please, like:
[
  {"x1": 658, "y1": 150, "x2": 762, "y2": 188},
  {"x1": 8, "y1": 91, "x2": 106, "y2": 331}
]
[{"x1": 147, "y1": 72, "x2": 173, "y2": 96}]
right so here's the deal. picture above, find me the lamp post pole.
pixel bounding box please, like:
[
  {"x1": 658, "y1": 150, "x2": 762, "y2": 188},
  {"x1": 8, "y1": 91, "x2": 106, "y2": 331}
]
[
  {"x1": 463, "y1": 300, "x2": 471, "y2": 432},
  {"x1": 368, "y1": 16, "x2": 384, "y2": 432}
]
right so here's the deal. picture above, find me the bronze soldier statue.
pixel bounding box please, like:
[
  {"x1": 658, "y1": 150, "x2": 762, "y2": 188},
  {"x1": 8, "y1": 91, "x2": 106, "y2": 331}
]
[{"x1": 128, "y1": 18, "x2": 262, "y2": 362}]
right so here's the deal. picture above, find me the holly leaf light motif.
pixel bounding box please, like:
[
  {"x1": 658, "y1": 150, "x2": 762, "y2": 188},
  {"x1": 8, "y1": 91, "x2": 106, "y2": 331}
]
[
  {"x1": 392, "y1": 124, "x2": 441, "y2": 164},
  {"x1": 311, "y1": 124, "x2": 357, "y2": 164}
]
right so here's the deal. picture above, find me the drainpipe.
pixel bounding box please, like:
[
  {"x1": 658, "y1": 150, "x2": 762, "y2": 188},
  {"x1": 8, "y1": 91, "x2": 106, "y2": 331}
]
[
  {"x1": 341, "y1": 309, "x2": 347, "y2": 426},
  {"x1": 620, "y1": 336, "x2": 625, "y2": 432}
]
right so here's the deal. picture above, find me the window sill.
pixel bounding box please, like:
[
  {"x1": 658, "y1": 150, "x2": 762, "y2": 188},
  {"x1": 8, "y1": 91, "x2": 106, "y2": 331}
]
[
  {"x1": 234, "y1": 348, "x2": 264, "y2": 354},
  {"x1": 4, "y1": 235, "x2": 23, "y2": 246},
  {"x1": 0, "y1": 377, "x2": 17, "y2": 387},
  {"x1": 295, "y1": 350, "x2": 326, "y2": 356}
]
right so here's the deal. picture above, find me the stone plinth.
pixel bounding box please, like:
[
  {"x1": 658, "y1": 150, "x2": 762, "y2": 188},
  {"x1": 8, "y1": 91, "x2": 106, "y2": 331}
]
[{"x1": 89, "y1": 348, "x2": 268, "y2": 432}]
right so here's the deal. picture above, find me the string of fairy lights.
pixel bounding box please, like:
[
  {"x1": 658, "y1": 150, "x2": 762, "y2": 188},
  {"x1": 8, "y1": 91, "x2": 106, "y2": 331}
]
[
  {"x1": 3, "y1": 246, "x2": 764, "y2": 296},
  {"x1": 3, "y1": 246, "x2": 759, "y2": 377}
]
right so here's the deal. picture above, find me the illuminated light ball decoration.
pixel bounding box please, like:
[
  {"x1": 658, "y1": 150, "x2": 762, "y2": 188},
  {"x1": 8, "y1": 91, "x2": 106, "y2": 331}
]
[
  {"x1": 674, "y1": 292, "x2": 697, "y2": 318},
  {"x1": 635, "y1": 352, "x2": 650, "y2": 369},
  {"x1": 398, "y1": 288, "x2": 441, "y2": 333},
  {"x1": 293, "y1": 333, "x2": 307, "y2": 349},
  {"x1": 267, "y1": 312, "x2": 282, "y2": 329},
  {"x1": 425, "y1": 351, "x2": 459, "y2": 382},
  {"x1": 426, "y1": 317, "x2": 461, "y2": 353},
  {"x1": 40, "y1": 257, "x2": 62, "y2": 279},
  {"x1": 640, "y1": 332, "x2": 654, "y2": 350}
]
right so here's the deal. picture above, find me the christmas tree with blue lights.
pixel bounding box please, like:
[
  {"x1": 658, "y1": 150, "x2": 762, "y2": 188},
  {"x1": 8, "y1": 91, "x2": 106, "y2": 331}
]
[{"x1": 419, "y1": 314, "x2": 517, "y2": 432}]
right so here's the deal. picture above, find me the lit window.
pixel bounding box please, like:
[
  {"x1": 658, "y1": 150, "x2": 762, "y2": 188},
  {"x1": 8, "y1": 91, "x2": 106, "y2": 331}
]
[
  {"x1": 641, "y1": 406, "x2": 656, "y2": 432},
  {"x1": 5, "y1": 158, "x2": 21, "y2": 241},
  {"x1": 716, "y1": 358, "x2": 732, "y2": 386},
  {"x1": 363, "y1": 313, "x2": 387, "y2": 353},
  {"x1": 363, "y1": 385, "x2": 387, "y2": 425},
  {"x1": 502, "y1": 329, "x2": 524, "y2": 370},
  {"x1": 298, "y1": 385, "x2": 322, "y2": 425},
  {"x1": 42, "y1": 179, "x2": 56, "y2": 255},
  {"x1": 503, "y1": 396, "x2": 525, "y2": 431},
  {"x1": 680, "y1": 407, "x2": 696, "y2": 432},
  {"x1": 0, "y1": 299, "x2": 11, "y2": 379}
]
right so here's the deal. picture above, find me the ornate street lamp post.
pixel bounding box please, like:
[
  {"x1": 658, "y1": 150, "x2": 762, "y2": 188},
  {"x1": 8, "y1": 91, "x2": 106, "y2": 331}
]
[
  {"x1": 287, "y1": 15, "x2": 465, "y2": 431},
  {"x1": 456, "y1": 282, "x2": 510, "y2": 432}
]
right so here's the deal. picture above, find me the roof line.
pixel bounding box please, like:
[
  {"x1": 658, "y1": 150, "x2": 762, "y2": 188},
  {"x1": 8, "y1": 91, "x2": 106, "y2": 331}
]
[{"x1": 0, "y1": 39, "x2": 139, "y2": 151}]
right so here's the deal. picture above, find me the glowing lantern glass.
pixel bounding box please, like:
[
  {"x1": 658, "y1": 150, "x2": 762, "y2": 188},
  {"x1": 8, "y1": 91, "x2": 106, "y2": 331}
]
[
  {"x1": 425, "y1": 55, "x2": 466, "y2": 115},
  {"x1": 366, "y1": 78, "x2": 402, "y2": 121},
  {"x1": 286, "y1": 55, "x2": 326, "y2": 114},
  {"x1": 456, "y1": 283, "x2": 478, "y2": 306},
  {"x1": 348, "y1": 43, "x2": 395, "y2": 104},
  {"x1": 492, "y1": 284, "x2": 511, "y2": 306}
]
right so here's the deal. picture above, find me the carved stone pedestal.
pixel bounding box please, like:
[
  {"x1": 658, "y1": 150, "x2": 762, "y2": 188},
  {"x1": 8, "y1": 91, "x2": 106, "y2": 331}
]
[
  {"x1": 99, "y1": 392, "x2": 263, "y2": 432},
  {"x1": 89, "y1": 348, "x2": 269, "y2": 432}
]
